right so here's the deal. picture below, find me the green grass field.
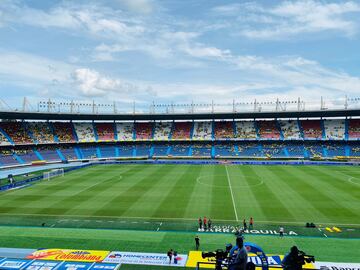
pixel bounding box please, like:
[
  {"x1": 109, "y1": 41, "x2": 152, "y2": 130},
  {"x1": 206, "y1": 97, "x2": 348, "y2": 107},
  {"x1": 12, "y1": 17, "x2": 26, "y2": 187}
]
[{"x1": 0, "y1": 163, "x2": 359, "y2": 265}]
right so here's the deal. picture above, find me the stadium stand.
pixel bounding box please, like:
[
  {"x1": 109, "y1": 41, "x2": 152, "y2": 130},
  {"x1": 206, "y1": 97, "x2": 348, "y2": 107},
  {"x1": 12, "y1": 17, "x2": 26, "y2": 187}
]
[
  {"x1": 348, "y1": 119, "x2": 360, "y2": 140},
  {"x1": 235, "y1": 121, "x2": 257, "y2": 139},
  {"x1": 215, "y1": 143, "x2": 237, "y2": 156},
  {"x1": 169, "y1": 143, "x2": 190, "y2": 156},
  {"x1": 324, "y1": 119, "x2": 345, "y2": 140},
  {"x1": 27, "y1": 122, "x2": 55, "y2": 144},
  {"x1": 0, "y1": 122, "x2": 33, "y2": 144},
  {"x1": 0, "y1": 130, "x2": 11, "y2": 145},
  {"x1": 153, "y1": 143, "x2": 170, "y2": 156},
  {"x1": 237, "y1": 142, "x2": 259, "y2": 157},
  {"x1": 136, "y1": 143, "x2": 150, "y2": 156},
  {"x1": 262, "y1": 142, "x2": 283, "y2": 157},
  {"x1": 0, "y1": 149, "x2": 18, "y2": 166},
  {"x1": 153, "y1": 122, "x2": 172, "y2": 140},
  {"x1": 135, "y1": 123, "x2": 153, "y2": 140},
  {"x1": 96, "y1": 123, "x2": 115, "y2": 141},
  {"x1": 192, "y1": 121, "x2": 212, "y2": 140},
  {"x1": 214, "y1": 121, "x2": 234, "y2": 139},
  {"x1": 301, "y1": 120, "x2": 323, "y2": 140},
  {"x1": 286, "y1": 142, "x2": 305, "y2": 157},
  {"x1": 118, "y1": 144, "x2": 134, "y2": 157},
  {"x1": 79, "y1": 144, "x2": 98, "y2": 159},
  {"x1": 305, "y1": 142, "x2": 324, "y2": 158},
  {"x1": 192, "y1": 143, "x2": 212, "y2": 156},
  {"x1": 52, "y1": 122, "x2": 76, "y2": 143},
  {"x1": 37, "y1": 145, "x2": 61, "y2": 161},
  {"x1": 258, "y1": 121, "x2": 281, "y2": 140},
  {"x1": 349, "y1": 142, "x2": 360, "y2": 156},
  {"x1": 99, "y1": 144, "x2": 117, "y2": 158},
  {"x1": 279, "y1": 120, "x2": 301, "y2": 140},
  {"x1": 14, "y1": 147, "x2": 39, "y2": 163},
  {"x1": 1, "y1": 116, "x2": 360, "y2": 168},
  {"x1": 116, "y1": 122, "x2": 134, "y2": 141},
  {"x1": 74, "y1": 123, "x2": 96, "y2": 142},
  {"x1": 172, "y1": 122, "x2": 192, "y2": 140},
  {"x1": 58, "y1": 145, "x2": 78, "y2": 160}
]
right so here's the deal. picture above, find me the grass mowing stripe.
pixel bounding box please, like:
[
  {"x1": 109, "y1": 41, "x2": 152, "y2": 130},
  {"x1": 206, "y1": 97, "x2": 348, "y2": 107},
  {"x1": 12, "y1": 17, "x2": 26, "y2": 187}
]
[
  {"x1": 311, "y1": 166, "x2": 360, "y2": 200},
  {"x1": 225, "y1": 165, "x2": 238, "y2": 221},
  {"x1": 246, "y1": 166, "x2": 295, "y2": 222},
  {"x1": 210, "y1": 165, "x2": 234, "y2": 220},
  {"x1": 184, "y1": 165, "x2": 212, "y2": 219},
  {"x1": 33, "y1": 166, "x2": 137, "y2": 216},
  {"x1": 122, "y1": 165, "x2": 184, "y2": 217},
  {"x1": 0, "y1": 168, "x2": 104, "y2": 213},
  {"x1": 270, "y1": 166, "x2": 330, "y2": 222},
  {"x1": 152, "y1": 165, "x2": 199, "y2": 218},
  {"x1": 230, "y1": 166, "x2": 266, "y2": 221},
  {"x1": 91, "y1": 165, "x2": 164, "y2": 216},
  {"x1": 298, "y1": 167, "x2": 360, "y2": 220}
]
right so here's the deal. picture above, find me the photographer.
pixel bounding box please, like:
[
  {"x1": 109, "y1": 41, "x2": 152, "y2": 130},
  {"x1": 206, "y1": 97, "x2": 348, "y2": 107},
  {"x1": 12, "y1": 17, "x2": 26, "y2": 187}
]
[{"x1": 282, "y1": 246, "x2": 303, "y2": 270}]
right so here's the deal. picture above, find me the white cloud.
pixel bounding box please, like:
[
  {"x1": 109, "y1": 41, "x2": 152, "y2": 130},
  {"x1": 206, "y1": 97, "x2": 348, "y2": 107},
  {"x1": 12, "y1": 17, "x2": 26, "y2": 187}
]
[
  {"x1": 213, "y1": 0, "x2": 360, "y2": 39},
  {"x1": 0, "y1": 50, "x2": 72, "y2": 83},
  {"x1": 0, "y1": 2, "x2": 145, "y2": 39},
  {"x1": 71, "y1": 68, "x2": 157, "y2": 98},
  {"x1": 119, "y1": 0, "x2": 154, "y2": 14}
]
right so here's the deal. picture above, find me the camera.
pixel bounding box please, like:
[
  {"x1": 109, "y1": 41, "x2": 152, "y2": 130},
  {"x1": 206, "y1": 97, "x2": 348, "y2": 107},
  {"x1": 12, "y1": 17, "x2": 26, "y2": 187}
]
[
  {"x1": 297, "y1": 250, "x2": 315, "y2": 264},
  {"x1": 201, "y1": 244, "x2": 233, "y2": 270}
]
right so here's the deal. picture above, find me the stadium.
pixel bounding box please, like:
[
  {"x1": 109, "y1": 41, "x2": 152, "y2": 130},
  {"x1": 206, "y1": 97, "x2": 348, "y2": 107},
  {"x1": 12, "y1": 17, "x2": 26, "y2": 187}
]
[{"x1": 0, "y1": 1, "x2": 360, "y2": 270}]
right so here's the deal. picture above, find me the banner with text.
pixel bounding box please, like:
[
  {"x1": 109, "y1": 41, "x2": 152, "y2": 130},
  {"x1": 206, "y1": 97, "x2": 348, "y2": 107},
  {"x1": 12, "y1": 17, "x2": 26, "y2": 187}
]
[{"x1": 103, "y1": 251, "x2": 188, "y2": 267}]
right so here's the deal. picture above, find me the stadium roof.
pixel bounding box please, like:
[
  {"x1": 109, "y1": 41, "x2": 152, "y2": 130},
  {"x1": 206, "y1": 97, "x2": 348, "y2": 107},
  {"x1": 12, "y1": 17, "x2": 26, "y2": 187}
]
[{"x1": 0, "y1": 109, "x2": 360, "y2": 121}]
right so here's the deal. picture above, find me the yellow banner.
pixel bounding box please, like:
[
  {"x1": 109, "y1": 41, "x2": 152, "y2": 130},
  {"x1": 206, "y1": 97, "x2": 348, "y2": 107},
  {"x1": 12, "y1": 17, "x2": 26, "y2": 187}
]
[
  {"x1": 186, "y1": 251, "x2": 315, "y2": 269},
  {"x1": 27, "y1": 249, "x2": 110, "y2": 262}
]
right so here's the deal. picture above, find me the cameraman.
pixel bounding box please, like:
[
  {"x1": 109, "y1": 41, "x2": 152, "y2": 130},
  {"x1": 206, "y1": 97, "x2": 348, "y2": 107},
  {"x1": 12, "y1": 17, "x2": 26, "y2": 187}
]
[
  {"x1": 282, "y1": 246, "x2": 302, "y2": 270},
  {"x1": 229, "y1": 237, "x2": 248, "y2": 270}
]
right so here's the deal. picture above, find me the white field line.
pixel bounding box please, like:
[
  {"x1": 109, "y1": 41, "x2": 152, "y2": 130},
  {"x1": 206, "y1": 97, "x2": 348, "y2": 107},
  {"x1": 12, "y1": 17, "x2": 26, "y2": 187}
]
[
  {"x1": 225, "y1": 165, "x2": 239, "y2": 221},
  {"x1": 157, "y1": 222, "x2": 163, "y2": 231},
  {"x1": 0, "y1": 213, "x2": 359, "y2": 227}
]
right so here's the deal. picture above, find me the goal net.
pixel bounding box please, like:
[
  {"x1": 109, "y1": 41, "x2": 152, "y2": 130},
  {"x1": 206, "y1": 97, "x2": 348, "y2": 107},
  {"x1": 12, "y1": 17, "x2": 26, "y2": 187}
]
[{"x1": 43, "y1": 168, "x2": 64, "y2": 181}]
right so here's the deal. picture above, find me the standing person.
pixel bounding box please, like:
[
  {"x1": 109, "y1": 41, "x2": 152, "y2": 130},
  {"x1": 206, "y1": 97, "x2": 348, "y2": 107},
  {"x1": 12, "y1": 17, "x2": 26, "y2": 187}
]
[
  {"x1": 195, "y1": 235, "x2": 200, "y2": 250},
  {"x1": 282, "y1": 246, "x2": 301, "y2": 270},
  {"x1": 249, "y1": 217, "x2": 253, "y2": 230},
  {"x1": 203, "y1": 216, "x2": 207, "y2": 231},
  {"x1": 208, "y1": 218, "x2": 212, "y2": 230},
  {"x1": 230, "y1": 237, "x2": 248, "y2": 270},
  {"x1": 167, "y1": 249, "x2": 173, "y2": 264},
  {"x1": 243, "y1": 219, "x2": 247, "y2": 231},
  {"x1": 198, "y1": 217, "x2": 203, "y2": 231},
  {"x1": 279, "y1": 226, "x2": 284, "y2": 238},
  {"x1": 173, "y1": 251, "x2": 178, "y2": 265}
]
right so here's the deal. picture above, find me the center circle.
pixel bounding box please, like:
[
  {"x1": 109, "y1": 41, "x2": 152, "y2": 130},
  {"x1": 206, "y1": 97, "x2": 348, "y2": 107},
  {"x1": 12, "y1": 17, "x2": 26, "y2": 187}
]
[
  {"x1": 348, "y1": 177, "x2": 360, "y2": 185},
  {"x1": 196, "y1": 174, "x2": 264, "y2": 188}
]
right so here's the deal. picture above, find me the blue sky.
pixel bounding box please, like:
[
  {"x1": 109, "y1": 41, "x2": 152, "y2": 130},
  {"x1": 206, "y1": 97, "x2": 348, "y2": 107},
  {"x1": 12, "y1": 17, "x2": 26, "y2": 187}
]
[{"x1": 0, "y1": 0, "x2": 360, "y2": 110}]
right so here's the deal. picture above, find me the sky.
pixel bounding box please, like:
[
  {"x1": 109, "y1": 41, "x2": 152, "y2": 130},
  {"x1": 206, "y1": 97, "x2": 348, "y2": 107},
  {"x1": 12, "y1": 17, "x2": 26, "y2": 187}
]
[{"x1": 0, "y1": 0, "x2": 360, "y2": 111}]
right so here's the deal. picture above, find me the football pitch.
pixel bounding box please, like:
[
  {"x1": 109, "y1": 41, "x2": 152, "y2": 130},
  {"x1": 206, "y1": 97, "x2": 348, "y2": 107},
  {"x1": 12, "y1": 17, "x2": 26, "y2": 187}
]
[
  {"x1": 0, "y1": 163, "x2": 359, "y2": 264},
  {"x1": 0, "y1": 163, "x2": 359, "y2": 228}
]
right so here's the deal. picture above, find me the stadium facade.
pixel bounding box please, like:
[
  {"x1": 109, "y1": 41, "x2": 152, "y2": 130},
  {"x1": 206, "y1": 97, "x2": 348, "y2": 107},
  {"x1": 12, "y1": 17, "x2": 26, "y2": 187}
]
[{"x1": 0, "y1": 108, "x2": 359, "y2": 168}]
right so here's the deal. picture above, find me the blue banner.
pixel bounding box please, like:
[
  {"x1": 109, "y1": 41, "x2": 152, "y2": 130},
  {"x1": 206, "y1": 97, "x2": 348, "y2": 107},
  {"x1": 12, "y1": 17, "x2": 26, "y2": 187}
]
[
  {"x1": 57, "y1": 262, "x2": 94, "y2": 270},
  {"x1": 90, "y1": 263, "x2": 120, "y2": 269},
  {"x1": 24, "y1": 260, "x2": 62, "y2": 270},
  {"x1": 0, "y1": 258, "x2": 32, "y2": 269}
]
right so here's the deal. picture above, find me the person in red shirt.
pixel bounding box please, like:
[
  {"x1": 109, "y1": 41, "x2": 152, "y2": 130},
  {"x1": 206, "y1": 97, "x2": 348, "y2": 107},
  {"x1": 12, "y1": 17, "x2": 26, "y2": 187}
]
[
  {"x1": 203, "y1": 216, "x2": 207, "y2": 231},
  {"x1": 249, "y1": 217, "x2": 253, "y2": 229}
]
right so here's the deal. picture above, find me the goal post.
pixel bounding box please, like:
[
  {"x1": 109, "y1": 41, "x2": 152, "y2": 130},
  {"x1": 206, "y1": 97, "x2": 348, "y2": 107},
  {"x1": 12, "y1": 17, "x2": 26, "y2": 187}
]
[{"x1": 43, "y1": 168, "x2": 64, "y2": 181}]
